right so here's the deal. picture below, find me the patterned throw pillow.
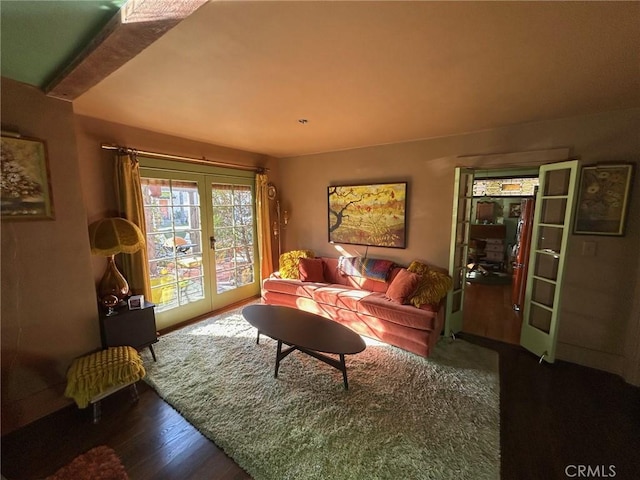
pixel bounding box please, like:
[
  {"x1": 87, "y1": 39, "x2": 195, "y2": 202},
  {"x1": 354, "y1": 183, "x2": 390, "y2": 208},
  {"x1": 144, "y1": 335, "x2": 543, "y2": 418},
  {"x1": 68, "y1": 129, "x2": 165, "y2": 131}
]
[
  {"x1": 408, "y1": 261, "x2": 453, "y2": 307},
  {"x1": 407, "y1": 260, "x2": 430, "y2": 276},
  {"x1": 338, "y1": 256, "x2": 395, "y2": 282},
  {"x1": 279, "y1": 250, "x2": 315, "y2": 279}
]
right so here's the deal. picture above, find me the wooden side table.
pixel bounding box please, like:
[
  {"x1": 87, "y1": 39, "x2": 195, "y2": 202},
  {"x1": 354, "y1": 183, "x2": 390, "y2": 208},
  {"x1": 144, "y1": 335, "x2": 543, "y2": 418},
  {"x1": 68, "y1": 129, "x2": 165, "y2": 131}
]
[{"x1": 99, "y1": 301, "x2": 158, "y2": 361}]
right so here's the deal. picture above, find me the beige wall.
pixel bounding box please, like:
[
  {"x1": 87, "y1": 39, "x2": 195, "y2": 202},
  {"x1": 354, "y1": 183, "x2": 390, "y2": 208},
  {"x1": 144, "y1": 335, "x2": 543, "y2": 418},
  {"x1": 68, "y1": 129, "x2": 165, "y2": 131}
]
[
  {"x1": 1, "y1": 79, "x2": 99, "y2": 434},
  {"x1": 277, "y1": 108, "x2": 640, "y2": 381},
  {"x1": 0, "y1": 79, "x2": 279, "y2": 434},
  {"x1": 73, "y1": 115, "x2": 278, "y2": 285}
]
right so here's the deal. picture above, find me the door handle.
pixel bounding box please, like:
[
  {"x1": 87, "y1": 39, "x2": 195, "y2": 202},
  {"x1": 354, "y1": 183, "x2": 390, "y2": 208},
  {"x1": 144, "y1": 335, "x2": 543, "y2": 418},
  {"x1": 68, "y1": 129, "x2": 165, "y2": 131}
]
[{"x1": 209, "y1": 236, "x2": 216, "y2": 250}]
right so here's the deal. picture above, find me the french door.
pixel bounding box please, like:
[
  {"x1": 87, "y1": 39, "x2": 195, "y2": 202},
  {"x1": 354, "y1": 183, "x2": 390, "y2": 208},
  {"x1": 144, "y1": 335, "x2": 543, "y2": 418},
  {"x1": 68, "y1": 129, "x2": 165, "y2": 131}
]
[
  {"x1": 520, "y1": 160, "x2": 578, "y2": 363},
  {"x1": 140, "y1": 165, "x2": 259, "y2": 329},
  {"x1": 446, "y1": 161, "x2": 578, "y2": 362},
  {"x1": 445, "y1": 168, "x2": 474, "y2": 337}
]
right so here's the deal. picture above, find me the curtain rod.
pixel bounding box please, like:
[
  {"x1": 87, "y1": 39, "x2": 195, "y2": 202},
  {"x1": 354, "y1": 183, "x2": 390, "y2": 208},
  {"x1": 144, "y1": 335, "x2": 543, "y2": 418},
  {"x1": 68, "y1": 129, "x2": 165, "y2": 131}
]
[{"x1": 101, "y1": 143, "x2": 267, "y2": 173}]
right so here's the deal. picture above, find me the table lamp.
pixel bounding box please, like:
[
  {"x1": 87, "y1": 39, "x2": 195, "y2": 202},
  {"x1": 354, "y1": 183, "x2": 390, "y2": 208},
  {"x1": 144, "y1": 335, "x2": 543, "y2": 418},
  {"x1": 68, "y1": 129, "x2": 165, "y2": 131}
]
[{"x1": 88, "y1": 217, "x2": 145, "y2": 315}]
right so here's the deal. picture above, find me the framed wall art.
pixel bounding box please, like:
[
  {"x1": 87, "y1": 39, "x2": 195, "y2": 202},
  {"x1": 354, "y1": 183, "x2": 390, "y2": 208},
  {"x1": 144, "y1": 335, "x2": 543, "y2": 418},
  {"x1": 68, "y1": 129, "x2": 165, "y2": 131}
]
[
  {"x1": 328, "y1": 182, "x2": 407, "y2": 248},
  {"x1": 1, "y1": 135, "x2": 55, "y2": 220},
  {"x1": 508, "y1": 202, "x2": 522, "y2": 218},
  {"x1": 574, "y1": 163, "x2": 634, "y2": 236}
]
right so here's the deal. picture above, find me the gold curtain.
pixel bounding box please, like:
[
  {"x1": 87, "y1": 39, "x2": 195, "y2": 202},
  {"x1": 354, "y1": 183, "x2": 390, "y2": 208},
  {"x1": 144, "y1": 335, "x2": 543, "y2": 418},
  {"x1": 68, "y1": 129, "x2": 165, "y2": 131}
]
[
  {"x1": 114, "y1": 152, "x2": 151, "y2": 299},
  {"x1": 255, "y1": 173, "x2": 274, "y2": 279}
]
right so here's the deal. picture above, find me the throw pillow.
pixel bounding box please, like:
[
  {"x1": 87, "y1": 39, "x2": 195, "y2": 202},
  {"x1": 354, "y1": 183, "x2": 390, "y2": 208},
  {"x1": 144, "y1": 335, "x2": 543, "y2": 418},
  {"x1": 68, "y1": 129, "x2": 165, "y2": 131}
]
[
  {"x1": 298, "y1": 257, "x2": 325, "y2": 282},
  {"x1": 409, "y1": 269, "x2": 453, "y2": 308},
  {"x1": 279, "y1": 250, "x2": 315, "y2": 279},
  {"x1": 338, "y1": 256, "x2": 395, "y2": 282},
  {"x1": 407, "y1": 260, "x2": 431, "y2": 276},
  {"x1": 385, "y1": 268, "x2": 421, "y2": 304}
]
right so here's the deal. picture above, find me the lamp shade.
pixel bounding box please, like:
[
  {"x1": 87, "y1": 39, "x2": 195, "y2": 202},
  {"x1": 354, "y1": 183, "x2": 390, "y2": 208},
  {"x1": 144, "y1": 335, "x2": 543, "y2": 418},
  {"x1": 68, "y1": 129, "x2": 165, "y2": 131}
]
[{"x1": 88, "y1": 217, "x2": 145, "y2": 256}]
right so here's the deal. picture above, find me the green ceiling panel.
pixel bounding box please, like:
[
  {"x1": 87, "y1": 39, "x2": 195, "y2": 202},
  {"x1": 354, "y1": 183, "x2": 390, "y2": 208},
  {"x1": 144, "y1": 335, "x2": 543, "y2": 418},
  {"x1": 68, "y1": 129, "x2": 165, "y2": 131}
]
[{"x1": 1, "y1": 0, "x2": 125, "y2": 88}]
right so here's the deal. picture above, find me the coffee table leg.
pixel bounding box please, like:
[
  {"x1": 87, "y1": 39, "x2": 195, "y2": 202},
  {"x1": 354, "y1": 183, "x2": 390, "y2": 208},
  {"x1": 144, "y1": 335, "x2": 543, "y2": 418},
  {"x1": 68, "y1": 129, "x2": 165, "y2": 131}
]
[
  {"x1": 256, "y1": 330, "x2": 261, "y2": 344},
  {"x1": 275, "y1": 340, "x2": 283, "y2": 378},
  {"x1": 340, "y1": 354, "x2": 349, "y2": 389}
]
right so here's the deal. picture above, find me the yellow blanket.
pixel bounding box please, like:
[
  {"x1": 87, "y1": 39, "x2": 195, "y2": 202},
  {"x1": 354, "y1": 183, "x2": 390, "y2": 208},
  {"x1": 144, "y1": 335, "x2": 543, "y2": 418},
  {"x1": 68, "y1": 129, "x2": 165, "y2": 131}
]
[{"x1": 64, "y1": 346, "x2": 146, "y2": 408}]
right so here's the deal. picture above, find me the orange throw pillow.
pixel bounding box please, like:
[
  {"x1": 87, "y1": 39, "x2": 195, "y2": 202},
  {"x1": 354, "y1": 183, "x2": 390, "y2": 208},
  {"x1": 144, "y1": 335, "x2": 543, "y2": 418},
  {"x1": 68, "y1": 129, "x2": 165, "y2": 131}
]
[
  {"x1": 385, "y1": 268, "x2": 421, "y2": 304},
  {"x1": 298, "y1": 257, "x2": 325, "y2": 282}
]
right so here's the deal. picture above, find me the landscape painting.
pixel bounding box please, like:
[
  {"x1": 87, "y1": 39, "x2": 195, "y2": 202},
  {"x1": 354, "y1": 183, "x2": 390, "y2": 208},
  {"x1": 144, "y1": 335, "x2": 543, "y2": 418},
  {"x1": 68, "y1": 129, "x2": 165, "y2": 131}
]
[{"x1": 328, "y1": 182, "x2": 407, "y2": 248}]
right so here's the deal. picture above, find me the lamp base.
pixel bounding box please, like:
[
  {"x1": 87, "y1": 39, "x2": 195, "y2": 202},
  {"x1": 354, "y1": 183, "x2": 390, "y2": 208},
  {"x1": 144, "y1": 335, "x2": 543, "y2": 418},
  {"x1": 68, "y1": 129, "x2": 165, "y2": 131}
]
[
  {"x1": 98, "y1": 256, "x2": 130, "y2": 307},
  {"x1": 101, "y1": 294, "x2": 120, "y2": 316}
]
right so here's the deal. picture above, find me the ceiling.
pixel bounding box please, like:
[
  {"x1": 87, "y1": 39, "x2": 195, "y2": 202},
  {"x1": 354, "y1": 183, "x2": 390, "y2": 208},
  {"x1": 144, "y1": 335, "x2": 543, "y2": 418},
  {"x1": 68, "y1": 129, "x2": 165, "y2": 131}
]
[{"x1": 2, "y1": 1, "x2": 639, "y2": 158}]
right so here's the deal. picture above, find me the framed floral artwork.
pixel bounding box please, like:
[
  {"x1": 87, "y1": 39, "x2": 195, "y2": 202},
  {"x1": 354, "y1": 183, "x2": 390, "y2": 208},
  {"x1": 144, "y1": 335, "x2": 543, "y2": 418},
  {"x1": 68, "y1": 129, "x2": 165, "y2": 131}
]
[
  {"x1": 1, "y1": 135, "x2": 55, "y2": 220},
  {"x1": 574, "y1": 164, "x2": 634, "y2": 236}
]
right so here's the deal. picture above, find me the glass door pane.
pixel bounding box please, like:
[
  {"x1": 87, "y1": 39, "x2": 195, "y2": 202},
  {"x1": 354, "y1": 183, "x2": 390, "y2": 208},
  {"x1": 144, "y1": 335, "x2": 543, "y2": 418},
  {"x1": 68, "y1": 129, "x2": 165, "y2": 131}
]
[
  {"x1": 142, "y1": 178, "x2": 205, "y2": 314},
  {"x1": 209, "y1": 181, "x2": 259, "y2": 307}
]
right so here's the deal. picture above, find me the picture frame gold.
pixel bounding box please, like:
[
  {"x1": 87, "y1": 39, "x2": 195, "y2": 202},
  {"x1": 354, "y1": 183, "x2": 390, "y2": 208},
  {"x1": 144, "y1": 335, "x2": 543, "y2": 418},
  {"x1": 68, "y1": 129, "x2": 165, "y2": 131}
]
[
  {"x1": 574, "y1": 163, "x2": 634, "y2": 236},
  {"x1": 1, "y1": 135, "x2": 55, "y2": 220}
]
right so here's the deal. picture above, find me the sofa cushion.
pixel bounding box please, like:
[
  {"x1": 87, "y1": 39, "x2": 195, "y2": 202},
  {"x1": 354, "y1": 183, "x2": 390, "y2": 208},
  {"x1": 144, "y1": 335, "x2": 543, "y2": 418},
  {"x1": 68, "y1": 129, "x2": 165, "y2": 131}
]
[
  {"x1": 313, "y1": 285, "x2": 371, "y2": 311},
  {"x1": 279, "y1": 250, "x2": 315, "y2": 279},
  {"x1": 262, "y1": 278, "x2": 322, "y2": 298},
  {"x1": 385, "y1": 268, "x2": 421, "y2": 304},
  {"x1": 342, "y1": 274, "x2": 392, "y2": 293},
  {"x1": 298, "y1": 257, "x2": 325, "y2": 282},
  {"x1": 358, "y1": 293, "x2": 439, "y2": 330}
]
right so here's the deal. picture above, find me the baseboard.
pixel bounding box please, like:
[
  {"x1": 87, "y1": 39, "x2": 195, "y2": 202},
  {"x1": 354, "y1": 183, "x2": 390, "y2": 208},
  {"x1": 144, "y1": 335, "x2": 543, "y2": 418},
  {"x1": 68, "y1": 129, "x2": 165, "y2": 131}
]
[
  {"x1": 556, "y1": 342, "x2": 624, "y2": 378},
  {"x1": 1, "y1": 382, "x2": 72, "y2": 436}
]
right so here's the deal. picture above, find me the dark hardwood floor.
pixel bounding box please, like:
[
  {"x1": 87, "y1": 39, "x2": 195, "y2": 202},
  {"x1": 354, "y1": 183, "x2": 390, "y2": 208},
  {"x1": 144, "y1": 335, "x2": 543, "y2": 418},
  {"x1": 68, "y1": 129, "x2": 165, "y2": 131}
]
[
  {"x1": 2, "y1": 308, "x2": 639, "y2": 479},
  {"x1": 1, "y1": 380, "x2": 251, "y2": 480}
]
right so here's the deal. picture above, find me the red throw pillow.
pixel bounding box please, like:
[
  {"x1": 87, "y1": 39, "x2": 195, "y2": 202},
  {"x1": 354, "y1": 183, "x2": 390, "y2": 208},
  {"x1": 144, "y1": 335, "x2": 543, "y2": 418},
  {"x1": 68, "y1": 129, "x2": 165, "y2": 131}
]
[
  {"x1": 385, "y1": 268, "x2": 421, "y2": 304},
  {"x1": 298, "y1": 257, "x2": 325, "y2": 282}
]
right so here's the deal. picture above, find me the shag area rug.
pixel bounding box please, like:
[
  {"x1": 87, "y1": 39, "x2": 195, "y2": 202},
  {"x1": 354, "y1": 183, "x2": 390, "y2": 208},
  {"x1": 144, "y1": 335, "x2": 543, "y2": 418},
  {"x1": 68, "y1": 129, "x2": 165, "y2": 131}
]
[
  {"x1": 143, "y1": 306, "x2": 500, "y2": 480},
  {"x1": 46, "y1": 446, "x2": 128, "y2": 480}
]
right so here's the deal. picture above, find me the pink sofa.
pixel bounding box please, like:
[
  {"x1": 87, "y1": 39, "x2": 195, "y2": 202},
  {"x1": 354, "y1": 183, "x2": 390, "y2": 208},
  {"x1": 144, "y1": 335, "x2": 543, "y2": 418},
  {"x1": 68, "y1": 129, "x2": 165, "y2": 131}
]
[{"x1": 261, "y1": 257, "x2": 445, "y2": 357}]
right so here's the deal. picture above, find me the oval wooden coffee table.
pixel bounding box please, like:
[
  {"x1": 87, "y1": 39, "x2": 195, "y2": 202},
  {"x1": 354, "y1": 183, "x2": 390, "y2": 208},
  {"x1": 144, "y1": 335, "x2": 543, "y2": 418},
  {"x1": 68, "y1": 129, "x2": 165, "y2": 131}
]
[{"x1": 242, "y1": 304, "x2": 366, "y2": 389}]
